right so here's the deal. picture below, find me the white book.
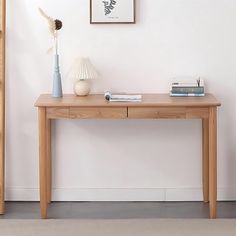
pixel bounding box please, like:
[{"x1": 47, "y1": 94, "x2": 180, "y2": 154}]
[
  {"x1": 104, "y1": 91, "x2": 142, "y2": 102},
  {"x1": 172, "y1": 79, "x2": 204, "y2": 88}
]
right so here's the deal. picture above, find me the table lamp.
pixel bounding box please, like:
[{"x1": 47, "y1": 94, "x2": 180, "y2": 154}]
[{"x1": 70, "y1": 57, "x2": 98, "y2": 96}]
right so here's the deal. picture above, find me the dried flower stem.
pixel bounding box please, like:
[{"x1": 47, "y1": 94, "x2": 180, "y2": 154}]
[{"x1": 54, "y1": 31, "x2": 58, "y2": 55}]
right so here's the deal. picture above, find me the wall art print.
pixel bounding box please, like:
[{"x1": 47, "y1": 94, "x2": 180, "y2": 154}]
[{"x1": 90, "y1": 0, "x2": 135, "y2": 24}]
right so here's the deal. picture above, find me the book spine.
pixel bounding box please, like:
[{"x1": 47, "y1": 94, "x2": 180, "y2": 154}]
[
  {"x1": 170, "y1": 92, "x2": 205, "y2": 97},
  {"x1": 171, "y1": 87, "x2": 204, "y2": 94}
]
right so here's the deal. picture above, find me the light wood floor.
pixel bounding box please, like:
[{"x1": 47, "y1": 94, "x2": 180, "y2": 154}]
[{"x1": 0, "y1": 202, "x2": 235, "y2": 219}]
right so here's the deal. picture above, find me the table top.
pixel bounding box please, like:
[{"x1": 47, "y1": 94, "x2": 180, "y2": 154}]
[{"x1": 35, "y1": 94, "x2": 221, "y2": 107}]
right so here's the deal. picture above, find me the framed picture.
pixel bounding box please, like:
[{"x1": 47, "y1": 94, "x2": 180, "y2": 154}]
[{"x1": 90, "y1": 0, "x2": 135, "y2": 24}]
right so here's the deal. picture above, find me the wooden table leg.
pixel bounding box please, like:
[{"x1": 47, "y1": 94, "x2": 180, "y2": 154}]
[
  {"x1": 202, "y1": 118, "x2": 209, "y2": 203},
  {"x1": 39, "y1": 107, "x2": 48, "y2": 219},
  {"x1": 0, "y1": 101, "x2": 4, "y2": 214},
  {"x1": 0, "y1": 0, "x2": 6, "y2": 216},
  {"x1": 46, "y1": 119, "x2": 52, "y2": 204},
  {"x1": 209, "y1": 107, "x2": 217, "y2": 219},
  {"x1": 0, "y1": 130, "x2": 4, "y2": 214}
]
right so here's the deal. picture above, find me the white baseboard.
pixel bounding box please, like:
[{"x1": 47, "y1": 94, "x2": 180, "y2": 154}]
[{"x1": 5, "y1": 187, "x2": 236, "y2": 201}]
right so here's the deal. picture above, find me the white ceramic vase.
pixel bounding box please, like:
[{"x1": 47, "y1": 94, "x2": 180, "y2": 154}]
[{"x1": 74, "y1": 80, "x2": 90, "y2": 96}]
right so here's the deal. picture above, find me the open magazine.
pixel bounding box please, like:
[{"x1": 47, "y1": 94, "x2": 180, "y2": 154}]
[{"x1": 104, "y1": 91, "x2": 142, "y2": 102}]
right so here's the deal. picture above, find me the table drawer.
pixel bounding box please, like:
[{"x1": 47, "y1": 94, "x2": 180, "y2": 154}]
[
  {"x1": 128, "y1": 107, "x2": 187, "y2": 119},
  {"x1": 70, "y1": 107, "x2": 127, "y2": 119},
  {"x1": 128, "y1": 107, "x2": 209, "y2": 119},
  {"x1": 47, "y1": 108, "x2": 69, "y2": 119}
]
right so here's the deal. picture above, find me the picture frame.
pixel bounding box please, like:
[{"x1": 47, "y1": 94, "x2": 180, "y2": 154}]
[{"x1": 90, "y1": 0, "x2": 135, "y2": 24}]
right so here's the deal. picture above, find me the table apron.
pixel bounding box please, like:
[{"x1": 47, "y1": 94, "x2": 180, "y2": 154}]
[{"x1": 46, "y1": 107, "x2": 210, "y2": 119}]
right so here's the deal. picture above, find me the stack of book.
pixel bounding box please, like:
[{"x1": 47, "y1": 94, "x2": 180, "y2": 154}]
[{"x1": 170, "y1": 79, "x2": 205, "y2": 97}]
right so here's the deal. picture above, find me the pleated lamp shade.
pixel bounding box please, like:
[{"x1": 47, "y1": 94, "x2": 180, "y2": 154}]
[{"x1": 70, "y1": 57, "x2": 98, "y2": 80}]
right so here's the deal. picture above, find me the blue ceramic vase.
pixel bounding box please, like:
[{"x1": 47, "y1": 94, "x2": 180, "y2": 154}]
[{"x1": 52, "y1": 54, "x2": 63, "y2": 98}]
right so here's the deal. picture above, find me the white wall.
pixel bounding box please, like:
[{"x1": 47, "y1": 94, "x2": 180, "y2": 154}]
[{"x1": 5, "y1": 0, "x2": 236, "y2": 201}]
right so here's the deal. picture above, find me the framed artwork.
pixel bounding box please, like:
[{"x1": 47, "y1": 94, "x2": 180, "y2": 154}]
[{"x1": 90, "y1": 0, "x2": 135, "y2": 24}]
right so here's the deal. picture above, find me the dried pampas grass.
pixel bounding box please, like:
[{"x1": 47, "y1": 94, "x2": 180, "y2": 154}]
[
  {"x1": 39, "y1": 8, "x2": 63, "y2": 36},
  {"x1": 39, "y1": 8, "x2": 57, "y2": 37},
  {"x1": 39, "y1": 7, "x2": 63, "y2": 54}
]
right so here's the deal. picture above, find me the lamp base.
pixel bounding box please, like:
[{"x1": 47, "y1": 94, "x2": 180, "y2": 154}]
[{"x1": 74, "y1": 80, "x2": 90, "y2": 96}]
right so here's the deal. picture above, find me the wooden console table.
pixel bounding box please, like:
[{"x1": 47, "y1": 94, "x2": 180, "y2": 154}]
[{"x1": 35, "y1": 94, "x2": 221, "y2": 219}]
